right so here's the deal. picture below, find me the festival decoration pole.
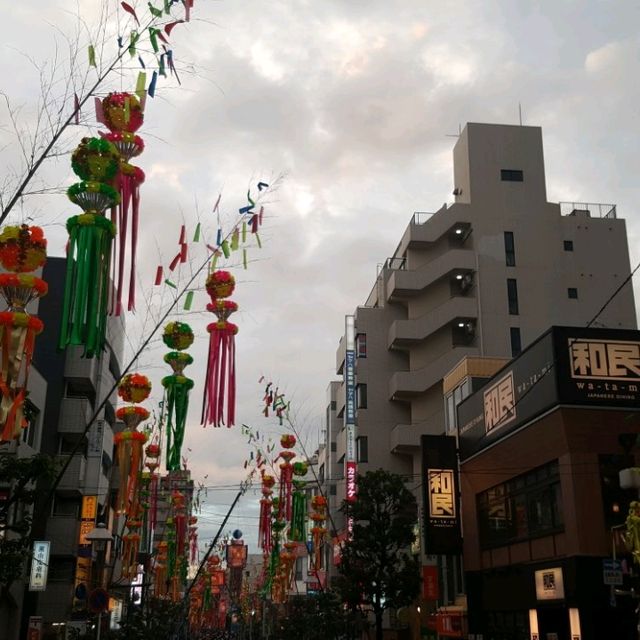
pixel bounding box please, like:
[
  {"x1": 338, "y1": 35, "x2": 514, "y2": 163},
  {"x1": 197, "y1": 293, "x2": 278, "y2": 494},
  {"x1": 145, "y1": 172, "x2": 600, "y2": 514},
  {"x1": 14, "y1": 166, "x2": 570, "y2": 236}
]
[
  {"x1": 162, "y1": 321, "x2": 194, "y2": 471},
  {"x1": 201, "y1": 270, "x2": 238, "y2": 428},
  {"x1": 0, "y1": 225, "x2": 47, "y2": 441},
  {"x1": 60, "y1": 137, "x2": 119, "y2": 357}
]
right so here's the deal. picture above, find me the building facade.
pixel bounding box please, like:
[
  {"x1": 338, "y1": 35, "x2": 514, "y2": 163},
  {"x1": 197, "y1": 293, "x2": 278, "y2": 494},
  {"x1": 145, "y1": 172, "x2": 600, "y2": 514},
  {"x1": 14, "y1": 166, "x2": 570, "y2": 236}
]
[
  {"x1": 457, "y1": 326, "x2": 640, "y2": 640},
  {"x1": 19, "y1": 256, "x2": 125, "y2": 638},
  {"x1": 319, "y1": 123, "x2": 637, "y2": 597}
]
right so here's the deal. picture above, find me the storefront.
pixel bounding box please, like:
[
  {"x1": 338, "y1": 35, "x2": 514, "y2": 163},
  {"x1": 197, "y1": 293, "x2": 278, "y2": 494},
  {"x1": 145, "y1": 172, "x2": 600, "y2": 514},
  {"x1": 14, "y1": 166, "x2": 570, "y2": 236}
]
[{"x1": 456, "y1": 326, "x2": 640, "y2": 640}]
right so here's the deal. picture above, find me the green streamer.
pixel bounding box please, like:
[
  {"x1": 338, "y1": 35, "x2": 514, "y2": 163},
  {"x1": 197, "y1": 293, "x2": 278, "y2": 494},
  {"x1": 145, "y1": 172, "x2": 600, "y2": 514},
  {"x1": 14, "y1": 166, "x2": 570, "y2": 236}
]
[
  {"x1": 88, "y1": 45, "x2": 96, "y2": 67},
  {"x1": 136, "y1": 72, "x2": 147, "y2": 101},
  {"x1": 163, "y1": 374, "x2": 194, "y2": 471},
  {"x1": 59, "y1": 214, "x2": 115, "y2": 358},
  {"x1": 242, "y1": 221, "x2": 247, "y2": 244},
  {"x1": 148, "y1": 27, "x2": 159, "y2": 53},
  {"x1": 255, "y1": 232, "x2": 262, "y2": 249},
  {"x1": 129, "y1": 31, "x2": 139, "y2": 57},
  {"x1": 165, "y1": 279, "x2": 177, "y2": 289},
  {"x1": 290, "y1": 490, "x2": 307, "y2": 541},
  {"x1": 184, "y1": 290, "x2": 194, "y2": 310},
  {"x1": 221, "y1": 240, "x2": 230, "y2": 258},
  {"x1": 148, "y1": 2, "x2": 163, "y2": 17},
  {"x1": 193, "y1": 222, "x2": 201, "y2": 242},
  {"x1": 243, "y1": 248, "x2": 247, "y2": 270},
  {"x1": 230, "y1": 228, "x2": 239, "y2": 251}
]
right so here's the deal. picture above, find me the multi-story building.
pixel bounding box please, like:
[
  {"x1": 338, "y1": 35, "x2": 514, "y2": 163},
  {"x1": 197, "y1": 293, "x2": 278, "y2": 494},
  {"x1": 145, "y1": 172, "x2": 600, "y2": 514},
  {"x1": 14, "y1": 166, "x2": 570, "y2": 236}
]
[
  {"x1": 320, "y1": 123, "x2": 637, "y2": 593},
  {"x1": 18, "y1": 256, "x2": 125, "y2": 637},
  {"x1": 457, "y1": 326, "x2": 640, "y2": 640}
]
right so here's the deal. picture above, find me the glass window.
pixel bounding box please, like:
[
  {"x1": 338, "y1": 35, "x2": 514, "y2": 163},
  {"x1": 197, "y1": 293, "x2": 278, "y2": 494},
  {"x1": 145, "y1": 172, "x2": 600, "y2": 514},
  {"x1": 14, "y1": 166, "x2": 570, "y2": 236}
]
[
  {"x1": 501, "y1": 169, "x2": 524, "y2": 182},
  {"x1": 510, "y1": 327, "x2": 522, "y2": 357},
  {"x1": 564, "y1": 240, "x2": 574, "y2": 251},
  {"x1": 507, "y1": 279, "x2": 519, "y2": 315},
  {"x1": 477, "y1": 461, "x2": 562, "y2": 548},
  {"x1": 330, "y1": 441, "x2": 337, "y2": 452},
  {"x1": 446, "y1": 393, "x2": 455, "y2": 432},
  {"x1": 356, "y1": 334, "x2": 367, "y2": 358},
  {"x1": 357, "y1": 436, "x2": 368, "y2": 463},
  {"x1": 504, "y1": 232, "x2": 516, "y2": 266},
  {"x1": 568, "y1": 287, "x2": 578, "y2": 299},
  {"x1": 356, "y1": 384, "x2": 367, "y2": 409}
]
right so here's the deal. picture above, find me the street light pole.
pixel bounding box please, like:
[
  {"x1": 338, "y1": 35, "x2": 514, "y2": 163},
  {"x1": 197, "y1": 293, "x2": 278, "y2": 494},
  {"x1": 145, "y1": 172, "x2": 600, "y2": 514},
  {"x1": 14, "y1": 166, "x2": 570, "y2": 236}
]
[{"x1": 86, "y1": 522, "x2": 113, "y2": 640}]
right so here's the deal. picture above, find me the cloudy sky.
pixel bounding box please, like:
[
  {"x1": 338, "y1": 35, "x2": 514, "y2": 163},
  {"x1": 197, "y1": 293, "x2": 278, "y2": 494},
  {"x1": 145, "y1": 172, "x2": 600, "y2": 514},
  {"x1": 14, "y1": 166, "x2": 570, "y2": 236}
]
[{"x1": 1, "y1": 0, "x2": 639, "y2": 553}]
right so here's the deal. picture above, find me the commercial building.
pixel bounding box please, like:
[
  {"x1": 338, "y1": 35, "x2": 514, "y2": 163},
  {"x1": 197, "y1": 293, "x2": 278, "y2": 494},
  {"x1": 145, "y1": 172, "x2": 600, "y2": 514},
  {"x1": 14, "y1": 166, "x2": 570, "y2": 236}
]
[
  {"x1": 319, "y1": 123, "x2": 637, "y2": 599},
  {"x1": 457, "y1": 326, "x2": 640, "y2": 640},
  {"x1": 19, "y1": 256, "x2": 126, "y2": 638}
]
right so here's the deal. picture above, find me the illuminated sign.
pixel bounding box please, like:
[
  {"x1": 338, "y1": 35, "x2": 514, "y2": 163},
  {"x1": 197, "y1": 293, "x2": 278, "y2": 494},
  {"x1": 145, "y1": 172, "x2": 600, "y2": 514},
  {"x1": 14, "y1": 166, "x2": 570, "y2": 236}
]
[
  {"x1": 29, "y1": 542, "x2": 50, "y2": 591},
  {"x1": 428, "y1": 469, "x2": 456, "y2": 518},
  {"x1": 346, "y1": 461, "x2": 357, "y2": 503},
  {"x1": 421, "y1": 436, "x2": 462, "y2": 555},
  {"x1": 569, "y1": 339, "x2": 640, "y2": 381},
  {"x1": 534, "y1": 567, "x2": 565, "y2": 601},
  {"x1": 484, "y1": 372, "x2": 515, "y2": 432}
]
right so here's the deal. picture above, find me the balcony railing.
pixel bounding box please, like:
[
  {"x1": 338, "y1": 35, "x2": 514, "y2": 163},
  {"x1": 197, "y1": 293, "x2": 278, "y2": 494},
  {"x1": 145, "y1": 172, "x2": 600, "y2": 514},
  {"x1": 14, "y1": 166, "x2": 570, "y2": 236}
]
[
  {"x1": 559, "y1": 201, "x2": 616, "y2": 219},
  {"x1": 412, "y1": 211, "x2": 435, "y2": 225}
]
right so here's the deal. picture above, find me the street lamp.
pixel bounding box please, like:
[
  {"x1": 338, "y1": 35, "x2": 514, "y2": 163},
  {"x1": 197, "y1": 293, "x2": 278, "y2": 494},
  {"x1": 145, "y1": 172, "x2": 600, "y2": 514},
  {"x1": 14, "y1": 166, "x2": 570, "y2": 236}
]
[{"x1": 86, "y1": 522, "x2": 113, "y2": 640}]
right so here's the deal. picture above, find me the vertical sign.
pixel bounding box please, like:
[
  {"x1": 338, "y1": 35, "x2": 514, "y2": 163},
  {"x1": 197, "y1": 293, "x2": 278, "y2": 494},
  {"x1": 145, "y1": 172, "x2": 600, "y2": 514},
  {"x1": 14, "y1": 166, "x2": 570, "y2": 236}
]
[
  {"x1": 27, "y1": 616, "x2": 43, "y2": 640},
  {"x1": 74, "y1": 495, "x2": 97, "y2": 606},
  {"x1": 29, "y1": 542, "x2": 50, "y2": 591},
  {"x1": 421, "y1": 435, "x2": 462, "y2": 555},
  {"x1": 344, "y1": 316, "x2": 357, "y2": 506}
]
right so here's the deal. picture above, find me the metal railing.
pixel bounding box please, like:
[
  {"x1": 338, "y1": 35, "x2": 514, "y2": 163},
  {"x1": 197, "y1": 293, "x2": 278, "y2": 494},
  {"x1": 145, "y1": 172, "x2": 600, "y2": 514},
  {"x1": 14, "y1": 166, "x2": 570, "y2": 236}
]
[
  {"x1": 412, "y1": 211, "x2": 435, "y2": 225},
  {"x1": 559, "y1": 201, "x2": 617, "y2": 219},
  {"x1": 383, "y1": 256, "x2": 407, "y2": 270}
]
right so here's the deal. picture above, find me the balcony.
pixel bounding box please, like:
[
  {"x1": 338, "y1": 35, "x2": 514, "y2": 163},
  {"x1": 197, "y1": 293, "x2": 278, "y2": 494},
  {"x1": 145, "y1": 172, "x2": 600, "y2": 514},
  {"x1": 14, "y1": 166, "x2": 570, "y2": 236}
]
[
  {"x1": 55, "y1": 454, "x2": 86, "y2": 495},
  {"x1": 386, "y1": 249, "x2": 476, "y2": 299},
  {"x1": 389, "y1": 346, "x2": 478, "y2": 399},
  {"x1": 64, "y1": 346, "x2": 99, "y2": 389},
  {"x1": 58, "y1": 397, "x2": 92, "y2": 434},
  {"x1": 335, "y1": 381, "x2": 346, "y2": 418},
  {"x1": 559, "y1": 201, "x2": 616, "y2": 219},
  {"x1": 397, "y1": 206, "x2": 472, "y2": 255},
  {"x1": 47, "y1": 517, "x2": 80, "y2": 555},
  {"x1": 388, "y1": 297, "x2": 478, "y2": 349}
]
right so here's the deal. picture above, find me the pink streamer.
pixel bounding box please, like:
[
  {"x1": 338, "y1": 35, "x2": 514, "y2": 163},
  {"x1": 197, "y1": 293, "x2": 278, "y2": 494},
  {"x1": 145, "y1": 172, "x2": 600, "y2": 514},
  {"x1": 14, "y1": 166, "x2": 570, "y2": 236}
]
[{"x1": 201, "y1": 326, "x2": 236, "y2": 427}]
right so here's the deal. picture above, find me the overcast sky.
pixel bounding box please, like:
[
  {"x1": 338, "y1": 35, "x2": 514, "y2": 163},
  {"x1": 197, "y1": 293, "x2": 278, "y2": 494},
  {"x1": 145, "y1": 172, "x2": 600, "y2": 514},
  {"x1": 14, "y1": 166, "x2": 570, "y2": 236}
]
[{"x1": 1, "y1": 0, "x2": 639, "y2": 554}]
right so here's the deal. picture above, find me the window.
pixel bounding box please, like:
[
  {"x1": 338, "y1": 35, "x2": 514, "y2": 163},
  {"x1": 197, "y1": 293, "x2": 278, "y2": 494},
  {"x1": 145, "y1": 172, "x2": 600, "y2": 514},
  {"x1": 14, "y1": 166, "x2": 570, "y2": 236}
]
[
  {"x1": 51, "y1": 496, "x2": 80, "y2": 518},
  {"x1": 510, "y1": 328, "x2": 522, "y2": 357},
  {"x1": 21, "y1": 400, "x2": 39, "y2": 448},
  {"x1": 329, "y1": 484, "x2": 337, "y2": 496},
  {"x1": 477, "y1": 461, "x2": 562, "y2": 548},
  {"x1": 568, "y1": 288, "x2": 578, "y2": 299},
  {"x1": 500, "y1": 169, "x2": 524, "y2": 182},
  {"x1": 357, "y1": 436, "x2": 368, "y2": 463},
  {"x1": 564, "y1": 240, "x2": 574, "y2": 251},
  {"x1": 318, "y1": 464, "x2": 325, "y2": 484},
  {"x1": 356, "y1": 384, "x2": 367, "y2": 409},
  {"x1": 356, "y1": 333, "x2": 367, "y2": 358},
  {"x1": 330, "y1": 441, "x2": 337, "y2": 453},
  {"x1": 504, "y1": 232, "x2": 515, "y2": 267},
  {"x1": 295, "y1": 557, "x2": 303, "y2": 582},
  {"x1": 507, "y1": 279, "x2": 519, "y2": 315}
]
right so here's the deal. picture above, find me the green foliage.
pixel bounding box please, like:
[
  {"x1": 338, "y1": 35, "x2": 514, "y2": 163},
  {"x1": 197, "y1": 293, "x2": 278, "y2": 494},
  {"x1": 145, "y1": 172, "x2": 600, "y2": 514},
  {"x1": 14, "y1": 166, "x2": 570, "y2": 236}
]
[
  {"x1": 105, "y1": 597, "x2": 185, "y2": 640},
  {"x1": 335, "y1": 469, "x2": 421, "y2": 640},
  {"x1": 0, "y1": 453, "x2": 58, "y2": 587}
]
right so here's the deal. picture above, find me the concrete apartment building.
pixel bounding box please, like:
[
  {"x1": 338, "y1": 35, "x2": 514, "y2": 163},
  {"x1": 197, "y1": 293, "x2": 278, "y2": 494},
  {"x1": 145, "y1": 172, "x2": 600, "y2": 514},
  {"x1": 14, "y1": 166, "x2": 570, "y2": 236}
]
[
  {"x1": 18, "y1": 256, "x2": 126, "y2": 637},
  {"x1": 320, "y1": 122, "x2": 637, "y2": 584}
]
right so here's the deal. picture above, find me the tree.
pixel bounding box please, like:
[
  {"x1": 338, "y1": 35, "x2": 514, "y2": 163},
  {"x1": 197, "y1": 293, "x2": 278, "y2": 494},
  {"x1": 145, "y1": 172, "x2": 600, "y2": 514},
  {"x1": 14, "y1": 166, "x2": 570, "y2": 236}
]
[
  {"x1": 104, "y1": 597, "x2": 184, "y2": 640},
  {"x1": 336, "y1": 469, "x2": 421, "y2": 640},
  {"x1": 0, "y1": 452, "x2": 58, "y2": 588}
]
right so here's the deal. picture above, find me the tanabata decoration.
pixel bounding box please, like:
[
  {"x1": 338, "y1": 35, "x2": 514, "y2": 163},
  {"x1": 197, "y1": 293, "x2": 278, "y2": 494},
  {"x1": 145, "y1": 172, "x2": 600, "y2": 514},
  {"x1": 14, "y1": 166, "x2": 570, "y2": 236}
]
[
  {"x1": 310, "y1": 495, "x2": 328, "y2": 570},
  {"x1": 162, "y1": 321, "x2": 194, "y2": 471},
  {"x1": 100, "y1": 92, "x2": 146, "y2": 314},
  {"x1": 201, "y1": 271, "x2": 238, "y2": 428},
  {"x1": 189, "y1": 515, "x2": 198, "y2": 564},
  {"x1": 0, "y1": 225, "x2": 47, "y2": 442},
  {"x1": 60, "y1": 136, "x2": 119, "y2": 357},
  {"x1": 121, "y1": 513, "x2": 143, "y2": 579},
  {"x1": 145, "y1": 442, "x2": 161, "y2": 530},
  {"x1": 625, "y1": 501, "x2": 640, "y2": 565},
  {"x1": 289, "y1": 461, "x2": 308, "y2": 542},
  {"x1": 258, "y1": 473, "x2": 276, "y2": 551},
  {"x1": 154, "y1": 540, "x2": 169, "y2": 597},
  {"x1": 277, "y1": 434, "x2": 296, "y2": 520},
  {"x1": 114, "y1": 373, "x2": 151, "y2": 514}
]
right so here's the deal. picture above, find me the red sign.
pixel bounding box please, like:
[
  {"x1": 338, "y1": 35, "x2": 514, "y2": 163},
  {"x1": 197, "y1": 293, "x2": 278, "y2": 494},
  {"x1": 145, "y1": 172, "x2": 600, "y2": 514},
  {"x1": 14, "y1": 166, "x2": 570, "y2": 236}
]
[
  {"x1": 422, "y1": 565, "x2": 439, "y2": 600},
  {"x1": 27, "y1": 616, "x2": 42, "y2": 640},
  {"x1": 333, "y1": 533, "x2": 347, "y2": 566},
  {"x1": 346, "y1": 461, "x2": 357, "y2": 503}
]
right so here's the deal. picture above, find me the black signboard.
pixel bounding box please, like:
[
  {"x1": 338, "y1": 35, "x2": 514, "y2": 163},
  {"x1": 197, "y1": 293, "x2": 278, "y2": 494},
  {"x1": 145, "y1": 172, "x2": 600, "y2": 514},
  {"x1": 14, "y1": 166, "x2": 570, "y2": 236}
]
[
  {"x1": 457, "y1": 326, "x2": 640, "y2": 461},
  {"x1": 421, "y1": 435, "x2": 462, "y2": 555}
]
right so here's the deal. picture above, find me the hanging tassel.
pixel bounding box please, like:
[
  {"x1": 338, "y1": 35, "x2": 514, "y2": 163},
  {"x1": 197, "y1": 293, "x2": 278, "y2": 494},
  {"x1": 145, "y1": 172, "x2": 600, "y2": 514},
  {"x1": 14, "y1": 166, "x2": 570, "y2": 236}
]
[{"x1": 164, "y1": 374, "x2": 194, "y2": 470}]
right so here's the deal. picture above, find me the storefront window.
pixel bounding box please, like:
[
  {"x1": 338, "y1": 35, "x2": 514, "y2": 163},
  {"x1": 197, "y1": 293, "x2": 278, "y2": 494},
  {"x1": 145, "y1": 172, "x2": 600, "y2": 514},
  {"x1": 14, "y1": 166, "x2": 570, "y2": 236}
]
[{"x1": 477, "y1": 460, "x2": 562, "y2": 548}]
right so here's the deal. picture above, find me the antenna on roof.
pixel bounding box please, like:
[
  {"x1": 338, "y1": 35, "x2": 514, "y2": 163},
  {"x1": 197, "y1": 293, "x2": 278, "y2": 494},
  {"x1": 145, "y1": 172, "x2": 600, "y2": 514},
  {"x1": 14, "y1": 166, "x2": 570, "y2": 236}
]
[
  {"x1": 518, "y1": 103, "x2": 523, "y2": 126},
  {"x1": 446, "y1": 123, "x2": 462, "y2": 138}
]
